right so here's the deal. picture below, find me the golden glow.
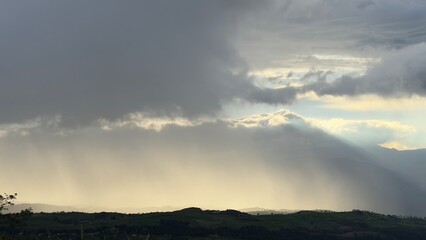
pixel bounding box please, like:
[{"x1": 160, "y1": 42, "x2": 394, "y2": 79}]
[
  {"x1": 99, "y1": 113, "x2": 212, "y2": 131},
  {"x1": 228, "y1": 110, "x2": 298, "y2": 128},
  {"x1": 379, "y1": 141, "x2": 417, "y2": 151},
  {"x1": 248, "y1": 54, "x2": 376, "y2": 80},
  {"x1": 307, "y1": 118, "x2": 415, "y2": 135},
  {"x1": 248, "y1": 67, "x2": 308, "y2": 79}
]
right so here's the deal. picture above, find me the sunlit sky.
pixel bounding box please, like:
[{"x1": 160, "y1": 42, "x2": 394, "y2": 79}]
[{"x1": 1, "y1": 0, "x2": 426, "y2": 216}]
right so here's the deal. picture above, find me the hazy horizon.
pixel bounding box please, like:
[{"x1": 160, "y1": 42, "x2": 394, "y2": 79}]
[{"x1": 1, "y1": 0, "x2": 426, "y2": 217}]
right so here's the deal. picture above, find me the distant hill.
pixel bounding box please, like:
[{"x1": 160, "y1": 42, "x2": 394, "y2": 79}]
[
  {"x1": 240, "y1": 207, "x2": 299, "y2": 215},
  {"x1": 6, "y1": 203, "x2": 179, "y2": 214},
  {"x1": 5, "y1": 203, "x2": 80, "y2": 213},
  {"x1": 9, "y1": 204, "x2": 301, "y2": 215}
]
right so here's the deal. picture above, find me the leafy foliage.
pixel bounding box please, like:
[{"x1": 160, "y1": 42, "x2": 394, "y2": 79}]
[
  {"x1": 0, "y1": 193, "x2": 32, "y2": 240},
  {"x1": 0, "y1": 193, "x2": 17, "y2": 213}
]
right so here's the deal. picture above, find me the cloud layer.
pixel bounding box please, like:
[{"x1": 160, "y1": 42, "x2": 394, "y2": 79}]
[{"x1": 1, "y1": 1, "x2": 426, "y2": 126}]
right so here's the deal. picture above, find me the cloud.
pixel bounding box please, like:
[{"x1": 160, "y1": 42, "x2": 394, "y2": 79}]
[
  {"x1": 228, "y1": 109, "x2": 304, "y2": 128},
  {"x1": 0, "y1": 1, "x2": 268, "y2": 126},
  {"x1": 357, "y1": 1, "x2": 375, "y2": 10},
  {"x1": 303, "y1": 43, "x2": 426, "y2": 97},
  {"x1": 248, "y1": 42, "x2": 426, "y2": 104},
  {"x1": 0, "y1": 116, "x2": 60, "y2": 138},
  {"x1": 314, "y1": 94, "x2": 426, "y2": 111},
  {"x1": 226, "y1": 110, "x2": 417, "y2": 149},
  {"x1": 242, "y1": 86, "x2": 299, "y2": 105},
  {"x1": 231, "y1": 1, "x2": 426, "y2": 106},
  {"x1": 98, "y1": 112, "x2": 211, "y2": 132},
  {"x1": 238, "y1": 0, "x2": 426, "y2": 70},
  {"x1": 2, "y1": 0, "x2": 426, "y2": 126},
  {"x1": 379, "y1": 141, "x2": 416, "y2": 151}
]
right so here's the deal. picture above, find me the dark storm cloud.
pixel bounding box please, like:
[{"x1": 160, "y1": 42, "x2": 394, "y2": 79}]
[
  {"x1": 244, "y1": 86, "x2": 299, "y2": 105},
  {"x1": 303, "y1": 43, "x2": 426, "y2": 97},
  {"x1": 0, "y1": 0, "x2": 266, "y2": 125},
  {"x1": 357, "y1": 1, "x2": 375, "y2": 10},
  {"x1": 2, "y1": 0, "x2": 426, "y2": 126}
]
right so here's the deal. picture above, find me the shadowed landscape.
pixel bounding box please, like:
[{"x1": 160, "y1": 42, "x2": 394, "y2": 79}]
[{"x1": 2, "y1": 208, "x2": 426, "y2": 240}]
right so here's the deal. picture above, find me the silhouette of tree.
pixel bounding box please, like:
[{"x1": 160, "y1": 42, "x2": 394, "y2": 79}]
[
  {"x1": 0, "y1": 193, "x2": 17, "y2": 214},
  {"x1": 0, "y1": 192, "x2": 32, "y2": 236}
]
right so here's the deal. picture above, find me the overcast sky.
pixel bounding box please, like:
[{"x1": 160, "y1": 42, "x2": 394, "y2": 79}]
[{"x1": 1, "y1": 0, "x2": 426, "y2": 216}]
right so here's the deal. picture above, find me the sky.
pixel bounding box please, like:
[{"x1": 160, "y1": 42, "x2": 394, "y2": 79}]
[{"x1": 1, "y1": 0, "x2": 426, "y2": 216}]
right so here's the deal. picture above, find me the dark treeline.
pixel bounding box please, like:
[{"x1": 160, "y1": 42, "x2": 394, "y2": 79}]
[{"x1": 1, "y1": 208, "x2": 426, "y2": 240}]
